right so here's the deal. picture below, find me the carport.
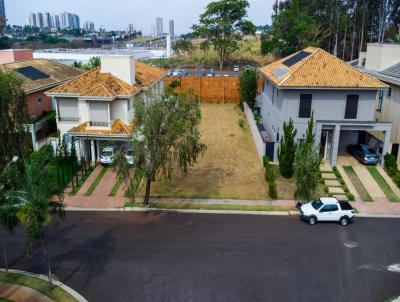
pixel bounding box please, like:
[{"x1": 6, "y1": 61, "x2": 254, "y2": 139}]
[{"x1": 316, "y1": 120, "x2": 392, "y2": 167}]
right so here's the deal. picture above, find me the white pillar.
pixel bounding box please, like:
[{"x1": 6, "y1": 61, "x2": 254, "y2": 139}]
[
  {"x1": 96, "y1": 140, "x2": 101, "y2": 162},
  {"x1": 90, "y1": 140, "x2": 96, "y2": 167},
  {"x1": 331, "y1": 124, "x2": 341, "y2": 167}
]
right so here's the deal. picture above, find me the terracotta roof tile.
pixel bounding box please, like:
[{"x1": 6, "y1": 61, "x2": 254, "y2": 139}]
[
  {"x1": 48, "y1": 61, "x2": 166, "y2": 97},
  {"x1": 260, "y1": 47, "x2": 387, "y2": 89},
  {"x1": 68, "y1": 119, "x2": 136, "y2": 135}
]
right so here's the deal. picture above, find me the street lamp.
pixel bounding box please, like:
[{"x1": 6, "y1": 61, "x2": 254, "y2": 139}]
[{"x1": 2, "y1": 156, "x2": 19, "y2": 177}]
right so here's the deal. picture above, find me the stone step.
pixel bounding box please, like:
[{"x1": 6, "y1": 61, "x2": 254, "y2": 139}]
[
  {"x1": 325, "y1": 179, "x2": 341, "y2": 187},
  {"x1": 322, "y1": 172, "x2": 337, "y2": 180},
  {"x1": 329, "y1": 186, "x2": 345, "y2": 194},
  {"x1": 320, "y1": 165, "x2": 333, "y2": 172}
]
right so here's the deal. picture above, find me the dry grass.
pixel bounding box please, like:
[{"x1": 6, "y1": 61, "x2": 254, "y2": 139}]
[{"x1": 145, "y1": 104, "x2": 267, "y2": 200}]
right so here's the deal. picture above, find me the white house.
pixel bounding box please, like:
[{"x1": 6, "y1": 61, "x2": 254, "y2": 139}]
[
  {"x1": 358, "y1": 43, "x2": 400, "y2": 165},
  {"x1": 257, "y1": 47, "x2": 391, "y2": 166},
  {"x1": 46, "y1": 55, "x2": 166, "y2": 166}
]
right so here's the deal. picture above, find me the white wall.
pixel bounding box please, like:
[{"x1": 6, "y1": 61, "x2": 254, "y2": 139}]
[
  {"x1": 364, "y1": 43, "x2": 400, "y2": 71},
  {"x1": 110, "y1": 99, "x2": 128, "y2": 122},
  {"x1": 244, "y1": 102, "x2": 265, "y2": 162}
]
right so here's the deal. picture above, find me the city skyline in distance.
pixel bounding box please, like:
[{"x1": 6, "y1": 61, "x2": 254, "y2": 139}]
[{"x1": 5, "y1": 0, "x2": 273, "y2": 35}]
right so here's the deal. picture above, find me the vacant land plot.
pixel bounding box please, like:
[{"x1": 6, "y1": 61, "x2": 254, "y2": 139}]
[{"x1": 147, "y1": 104, "x2": 267, "y2": 200}]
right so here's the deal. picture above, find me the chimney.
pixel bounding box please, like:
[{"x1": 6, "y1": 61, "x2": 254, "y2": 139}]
[
  {"x1": 0, "y1": 49, "x2": 34, "y2": 64},
  {"x1": 100, "y1": 55, "x2": 136, "y2": 85}
]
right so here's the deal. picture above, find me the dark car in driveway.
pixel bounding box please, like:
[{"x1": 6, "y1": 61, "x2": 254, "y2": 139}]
[{"x1": 348, "y1": 144, "x2": 380, "y2": 165}]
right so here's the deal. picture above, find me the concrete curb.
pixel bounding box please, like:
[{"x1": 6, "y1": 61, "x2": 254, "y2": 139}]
[
  {"x1": 64, "y1": 206, "x2": 400, "y2": 218},
  {"x1": 0, "y1": 269, "x2": 88, "y2": 302}
]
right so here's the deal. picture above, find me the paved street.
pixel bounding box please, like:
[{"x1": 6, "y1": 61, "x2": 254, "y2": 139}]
[{"x1": 3, "y1": 212, "x2": 400, "y2": 302}]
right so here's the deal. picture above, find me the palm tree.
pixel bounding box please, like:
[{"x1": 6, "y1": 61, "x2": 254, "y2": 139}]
[{"x1": 14, "y1": 159, "x2": 65, "y2": 287}]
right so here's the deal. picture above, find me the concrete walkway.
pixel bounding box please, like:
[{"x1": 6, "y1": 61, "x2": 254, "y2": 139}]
[
  {"x1": 0, "y1": 282, "x2": 54, "y2": 302},
  {"x1": 75, "y1": 165, "x2": 103, "y2": 196},
  {"x1": 91, "y1": 168, "x2": 117, "y2": 197}
]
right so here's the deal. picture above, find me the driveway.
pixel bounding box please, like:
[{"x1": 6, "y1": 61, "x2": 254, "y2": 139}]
[{"x1": 4, "y1": 212, "x2": 400, "y2": 302}]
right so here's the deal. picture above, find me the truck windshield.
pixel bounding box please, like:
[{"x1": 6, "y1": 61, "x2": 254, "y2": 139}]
[{"x1": 311, "y1": 200, "x2": 323, "y2": 210}]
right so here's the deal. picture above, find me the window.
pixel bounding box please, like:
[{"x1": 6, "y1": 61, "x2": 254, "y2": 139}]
[
  {"x1": 388, "y1": 88, "x2": 392, "y2": 97},
  {"x1": 377, "y1": 90, "x2": 384, "y2": 112},
  {"x1": 299, "y1": 94, "x2": 312, "y2": 118},
  {"x1": 319, "y1": 205, "x2": 331, "y2": 213},
  {"x1": 330, "y1": 205, "x2": 338, "y2": 211},
  {"x1": 345, "y1": 95, "x2": 359, "y2": 119},
  {"x1": 37, "y1": 98, "x2": 42, "y2": 104}
]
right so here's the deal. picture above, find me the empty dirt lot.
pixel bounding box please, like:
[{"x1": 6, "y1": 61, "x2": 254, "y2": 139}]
[{"x1": 148, "y1": 104, "x2": 267, "y2": 200}]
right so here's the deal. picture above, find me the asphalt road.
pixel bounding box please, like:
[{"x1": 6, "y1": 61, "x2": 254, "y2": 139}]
[{"x1": 4, "y1": 212, "x2": 400, "y2": 302}]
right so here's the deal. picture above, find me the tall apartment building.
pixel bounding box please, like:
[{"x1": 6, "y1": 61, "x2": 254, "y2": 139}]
[
  {"x1": 29, "y1": 13, "x2": 37, "y2": 27},
  {"x1": 169, "y1": 19, "x2": 174, "y2": 37},
  {"x1": 44, "y1": 12, "x2": 51, "y2": 28},
  {"x1": 37, "y1": 12, "x2": 44, "y2": 28},
  {"x1": 156, "y1": 17, "x2": 163, "y2": 36},
  {"x1": 0, "y1": 0, "x2": 6, "y2": 34},
  {"x1": 84, "y1": 21, "x2": 95, "y2": 32},
  {"x1": 53, "y1": 15, "x2": 60, "y2": 29},
  {"x1": 128, "y1": 23, "x2": 134, "y2": 34}
]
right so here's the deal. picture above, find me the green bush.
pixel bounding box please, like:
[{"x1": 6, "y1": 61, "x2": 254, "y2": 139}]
[
  {"x1": 346, "y1": 193, "x2": 355, "y2": 201},
  {"x1": 268, "y1": 181, "x2": 277, "y2": 199},
  {"x1": 239, "y1": 68, "x2": 258, "y2": 109},
  {"x1": 29, "y1": 144, "x2": 53, "y2": 165},
  {"x1": 238, "y1": 119, "x2": 245, "y2": 129},
  {"x1": 324, "y1": 186, "x2": 329, "y2": 193},
  {"x1": 339, "y1": 179, "x2": 345, "y2": 185},
  {"x1": 384, "y1": 153, "x2": 397, "y2": 172},
  {"x1": 265, "y1": 166, "x2": 276, "y2": 182},
  {"x1": 263, "y1": 155, "x2": 270, "y2": 168},
  {"x1": 344, "y1": 186, "x2": 349, "y2": 193}
]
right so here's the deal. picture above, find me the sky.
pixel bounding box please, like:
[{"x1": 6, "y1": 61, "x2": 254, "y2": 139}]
[{"x1": 5, "y1": 0, "x2": 274, "y2": 35}]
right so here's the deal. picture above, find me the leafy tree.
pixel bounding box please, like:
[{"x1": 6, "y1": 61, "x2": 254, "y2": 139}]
[
  {"x1": 0, "y1": 71, "x2": 30, "y2": 172},
  {"x1": 294, "y1": 114, "x2": 321, "y2": 203},
  {"x1": 15, "y1": 161, "x2": 65, "y2": 287},
  {"x1": 117, "y1": 92, "x2": 206, "y2": 205},
  {"x1": 172, "y1": 39, "x2": 194, "y2": 55},
  {"x1": 0, "y1": 37, "x2": 13, "y2": 50},
  {"x1": 239, "y1": 68, "x2": 258, "y2": 109},
  {"x1": 277, "y1": 119, "x2": 297, "y2": 178},
  {"x1": 260, "y1": 31, "x2": 274, "y2": 55},
  {"x1": 192, "y1": 0, "x2": 256, "y2": 70},
  {"x1": 73, "y1": 57, "x2": 101, "y2": 71}
]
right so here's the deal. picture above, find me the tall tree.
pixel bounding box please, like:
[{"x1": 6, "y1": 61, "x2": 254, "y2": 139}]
[
  {"x1": 239, "y1": 68, "x2": 258, "y2": 109},
  {"x1": 15, "y1": 160, "x2": 65, "y2": 287},
  {"x1": 192, "y1": 0, "x2": 256, "y2": 70},
  {"x1": 0, "y1": 71, "x2": 30, "y2": 172},
  {"x1": 294, "y1": 114, "x2": 321, "y2": 203},
  {"x1": 278, "y1": 119, "x2": 297, "y2": 178},
  {"x1": 119, "y1": 92, "x2": 206, "y2": 205}
]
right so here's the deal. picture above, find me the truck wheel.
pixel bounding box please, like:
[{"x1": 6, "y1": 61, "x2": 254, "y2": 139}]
[
  {"x1": 308, "y1": 216, "x2": 317, "y2": 225},
  {"x1": 339, "y1": 217, "x2": 349, "y2": 226}
]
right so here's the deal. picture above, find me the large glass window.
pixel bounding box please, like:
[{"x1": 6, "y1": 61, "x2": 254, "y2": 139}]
[
  {"x1": 345, "y1": 95, "x2": 359, "y2": 119},
  {"x1": 299, "y1": 94, "x2": 312, "y2": 118}
]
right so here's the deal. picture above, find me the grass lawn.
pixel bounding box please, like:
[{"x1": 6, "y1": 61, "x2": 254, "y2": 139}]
[
  {"x1": 0, "y1": 271, "x2": 77, "y2": 302},
  {"x1": 109, "y1": 177, "x2": 123, "y2": 197},
  {"x1": 343, "y1": 166, "x2": 373, "y2": 202},
  {"x1": 124, "y1": 202, "x2": 296, "y2": 212},
  {"x1": 84, "y1": 166, "x2": 109, "y2": 196},
  {"x1": 144, "y1": 104, "x2": 267, "y2": 200},
  {"x1": 367, "y1": 167, "x2": 400, "y2": 202}
]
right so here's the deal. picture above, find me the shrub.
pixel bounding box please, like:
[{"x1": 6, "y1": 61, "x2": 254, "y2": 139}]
[
  {"x1": 263, "y1": 155, "x2": 270, "y2": 168},
  {"x1": 324, "y1": 186, "x2": 329, "y2": 193},
  {"x1": 265, "y1": 166, "x2": 276, "y2": 182},
  {"x1": 29, "y1": 144, "x2": 53, "y2": 165},
  {"x1": 347, "y1": 193, "x2": 355, "y2": 201},
  {"x1": 277, "y1": 118, "x2": 297, "y2": 178},
  {"x1": 239, "y1": 68, "x2": 258, "y2": 109},
  {"x1": 344, "y1": 186, "x2": 349, "y2": 193},
  {"x1": 339, "y1": 179, "x2": 345, "y2": 185},
  {"x1": 238, "y1": 119, "x2": 245, "y2": 129},
  {"x1": 268, "y1": 181, "x2": 277, "y2": 199},
  {"x1": 384, "y1": 153, "x2": 397, "y2": 172}
]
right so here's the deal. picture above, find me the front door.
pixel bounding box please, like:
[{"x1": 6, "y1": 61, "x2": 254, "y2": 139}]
[{"x1": 320, "y1": 130, "x2": 332, "y2": 160}]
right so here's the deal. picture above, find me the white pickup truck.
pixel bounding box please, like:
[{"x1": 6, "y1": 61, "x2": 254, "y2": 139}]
[{"x1": 299, "y1": 197, "x2": 355, "y2": 226}]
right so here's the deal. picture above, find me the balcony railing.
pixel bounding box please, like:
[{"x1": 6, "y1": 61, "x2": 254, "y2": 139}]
[
  {"x1": 89, "y1": 121, "x2": 111, "y2": 127},
  {"x1": 58, "y1": 116, "x2": 80, "y2": 122}
]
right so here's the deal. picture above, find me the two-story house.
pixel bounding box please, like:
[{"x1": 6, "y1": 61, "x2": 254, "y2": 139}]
[
  {"x1": 257, "y1": 47, "x2": 390, "y2": 166},
  {"x1": 0, "y1": 49, "x2": 83, "y2": 151},
  {"x1": 358, "y1": 43, "x2": 400, "y2": 165},
  {"x1": 46, "y1": 55, "x2": 165, "y2": 166}
]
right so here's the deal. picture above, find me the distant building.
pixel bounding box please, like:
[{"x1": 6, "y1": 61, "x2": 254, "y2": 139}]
[
  {"x1": 84, "y1": 21, "x2": 95, "y2": 32},
  {"x1": 60, "y1": 12, "x2": 67, "y2": 29},
  {"x1": 128, "y1": 23, "x2": 134, "y2": 34},
  {"x1": 72, "y1": 14, "x2": 80, "y2": 29},
  {"x1": 156, "y1": 17, "x2": 163, "y2": 36},
  {"x1": 29, "y1": 13, "x2": 37, "y2": 27},
  {"x1": 0, "y1": 0, "x2": 6, "y2": 34},
  {"x1": 44, "y1": 12, "x2": 51, "y2": 28},
  {"x1": 169, "y1": 19, "x2": 174, "y2": 38},
  {"x1": 53, "y1": 15, "x2": 60, "y2": 30},
  {"x1": 37, "y1": 12, "x2": 44, "y2": 28}
]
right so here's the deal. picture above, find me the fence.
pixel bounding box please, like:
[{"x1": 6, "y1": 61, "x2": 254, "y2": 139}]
[
  {"x1": 244, "y1": 102, "x2": 266, "y2": 162},
  {"x1": 165, "y1": 76, "x2": 241, "y2": 104}
]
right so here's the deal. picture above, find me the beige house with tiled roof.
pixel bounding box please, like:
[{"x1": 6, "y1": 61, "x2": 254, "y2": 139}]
[
  {"x1": 46, "y1": 55, "x2": 165, "y2": 165},
  {"x1": 257, "y1": 47, "x2": 391, "y2": 166}
]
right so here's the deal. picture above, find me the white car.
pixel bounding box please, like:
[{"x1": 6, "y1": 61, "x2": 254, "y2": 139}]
[
  {"x1": 125, "y1": 148, "x2": 135, "y2": 165},
  {"x1": 233, "y1": 65, "x2": 240, "y2": 72},
  {"x1": 100, "y1": 147, "x2": 114, "y2": 165},
  {"x1": 300, "y1": 197, "x2": 355, "y2": 226}
]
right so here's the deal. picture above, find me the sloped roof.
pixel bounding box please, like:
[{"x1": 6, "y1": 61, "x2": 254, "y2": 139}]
[
  {"x1": 47, "y1": 60, "x2": 166, "y2": 97},
  {"x1": 381, "y1": 62, "x2": 400, "y2": 78},
  {"x1": 1, "y1": 59, "x2": 83, "y2": 93},
  {"x1": 68, "y1": 119, "x2": 136, "y2": 135},
  {"x1": 260, "y1": 47, "x2": 387, "y2": 89}
]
